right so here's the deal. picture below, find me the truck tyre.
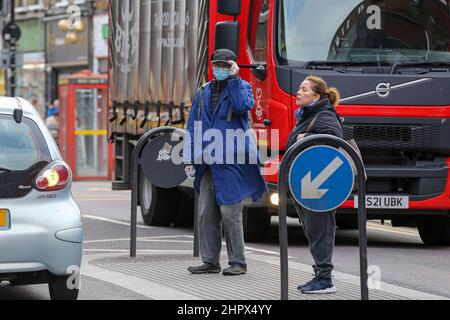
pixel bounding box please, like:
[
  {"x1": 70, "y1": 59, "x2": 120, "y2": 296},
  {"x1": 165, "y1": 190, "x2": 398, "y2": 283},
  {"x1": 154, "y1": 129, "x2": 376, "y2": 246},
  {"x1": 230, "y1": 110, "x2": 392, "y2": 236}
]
[
  {"x1": 417, "y1": 215, "x2": 450, "y2": 246},
  {"x1": 172, "y1": 191, "x2": 195, "y2": 228},
  {"x1": 48, "y1": 275, "x2": 79, "y2": 300},
  {"x1": 139, "y1": 172, "x2": 178, "y2": 226},
  {"x1": 242, "y1": 207, "x2": 271, "y2": 242},
  {"x1": 336, "y1": 216, "x2": 359, "y2": 230}
]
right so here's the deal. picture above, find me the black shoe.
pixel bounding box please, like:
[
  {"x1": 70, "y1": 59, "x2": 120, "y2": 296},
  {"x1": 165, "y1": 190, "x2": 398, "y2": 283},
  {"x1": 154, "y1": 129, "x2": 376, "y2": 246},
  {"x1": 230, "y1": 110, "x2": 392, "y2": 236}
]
[
  {"x1": 301, "y1": 278, "x2": 337, "y2": 294},
  {"x1": 222, "y1": 264, "x2": 247, "y2": 276},
  {"x1": 188, "y1": 263, "x2": 221, "y2": 274},
  {"x1": 297, "y1": 277, "x2": 318, "y2": 291}
]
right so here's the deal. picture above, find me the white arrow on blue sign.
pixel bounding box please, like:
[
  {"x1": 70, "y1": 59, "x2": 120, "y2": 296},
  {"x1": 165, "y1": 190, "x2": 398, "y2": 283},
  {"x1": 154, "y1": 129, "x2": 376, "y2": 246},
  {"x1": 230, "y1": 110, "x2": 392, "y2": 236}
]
[{"x1": 289, "y1": 145, "x2": 354, "y2": 212}]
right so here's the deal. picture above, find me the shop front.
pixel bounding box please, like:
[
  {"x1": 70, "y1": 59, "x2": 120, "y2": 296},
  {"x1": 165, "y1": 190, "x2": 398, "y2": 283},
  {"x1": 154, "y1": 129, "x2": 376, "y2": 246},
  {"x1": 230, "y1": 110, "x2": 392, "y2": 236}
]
[
  {"x1": 16, "y1": 18, "x2": 46, "y2": 117},
  {"x1": 46, "y1": 16, "x2": 90, "y2": 103}
]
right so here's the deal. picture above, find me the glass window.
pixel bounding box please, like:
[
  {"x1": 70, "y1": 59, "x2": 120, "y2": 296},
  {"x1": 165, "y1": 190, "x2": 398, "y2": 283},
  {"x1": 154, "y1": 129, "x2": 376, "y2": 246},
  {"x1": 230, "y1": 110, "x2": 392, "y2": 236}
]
[
  {"x1": 277, "y1": 0, "x2": 450, "y2": 65},
  {"x1": 98, "y1": 58, "x2": 108, "y2": 74},
  {"x1": 248, "y1": 0, "x2": 270, "y2": 62},
  {"x1": 75, "y1": 88, "x2": 108, "y2": 177},
  {"x1": 0, "y1": 114, "x2": 50, "y2": 171}
]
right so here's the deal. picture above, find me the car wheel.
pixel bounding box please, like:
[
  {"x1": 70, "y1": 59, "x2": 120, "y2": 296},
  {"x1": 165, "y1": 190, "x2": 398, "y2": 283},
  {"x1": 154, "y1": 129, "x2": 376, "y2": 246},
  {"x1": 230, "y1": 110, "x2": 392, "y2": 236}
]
[
  {"x1": 48, "y1": 275, "x2": 79, "y2": 300},
  {"x1": 417, "y1": 215, "x2": 450, "y2": 246},
  {"x1": 139, "y1": 171, "x2": 178, "y2": 226},
  {"x1": 242, "y1": 207, "x2": 271, "y2": 242}
]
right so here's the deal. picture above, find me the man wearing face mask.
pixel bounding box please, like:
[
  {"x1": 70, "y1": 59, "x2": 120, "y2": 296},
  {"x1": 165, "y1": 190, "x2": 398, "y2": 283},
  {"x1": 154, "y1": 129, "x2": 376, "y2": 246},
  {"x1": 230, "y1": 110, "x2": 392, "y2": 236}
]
[{"x1": 183, "y1": 48, "x2": 268, "y2": 276}]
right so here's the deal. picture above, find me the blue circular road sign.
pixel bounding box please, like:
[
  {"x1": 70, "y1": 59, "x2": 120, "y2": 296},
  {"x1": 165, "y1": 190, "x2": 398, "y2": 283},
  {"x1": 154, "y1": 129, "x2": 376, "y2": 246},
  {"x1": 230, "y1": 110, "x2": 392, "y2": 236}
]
[{"x1": 289, "y1": 145, "x2": 354, "y2": 212}]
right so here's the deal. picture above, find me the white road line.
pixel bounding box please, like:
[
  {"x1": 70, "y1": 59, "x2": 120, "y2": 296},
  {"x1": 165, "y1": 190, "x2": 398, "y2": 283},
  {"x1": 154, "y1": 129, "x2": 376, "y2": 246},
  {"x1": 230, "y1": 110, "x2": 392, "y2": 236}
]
[
  {"x1": 86, "y1": 239, "x2": 193, "y2": 244},
  {"x1": 84, "y1": 213, "x2": 420, "y2": 239},
  {"x1": 83, "y1": 235, "x2": 293, "y2": 258},
  {"x1": 84, "y1": 238, "x2": 131, "y2": 244},
  {"x1": 84, "y1": 235, "x2": 194, "y2": 244},
  {"x1": 82, "y1": 214, "x2": 420, "y2": 258},
  {"x1": 368, "y1": 225, "x2": 419, "y2": 235},
  {"x1": 85, "y1": 188, "x2": 129, "y2": 192},
  {"x1": 82, "y1": 214, "x2": 150, "y2": 229},
  {"x1": 245, "y1": 245, "x2": 293, "y2": 258},
  {"x1": 76, "y1": 198, "x2": 130, "y2": 201},
  {"x1": 366, "y1": 223, "x2": 420, "y2": 238},
  {"x1": 83, "y1": 249, "x2": 192, "y2": 253}
]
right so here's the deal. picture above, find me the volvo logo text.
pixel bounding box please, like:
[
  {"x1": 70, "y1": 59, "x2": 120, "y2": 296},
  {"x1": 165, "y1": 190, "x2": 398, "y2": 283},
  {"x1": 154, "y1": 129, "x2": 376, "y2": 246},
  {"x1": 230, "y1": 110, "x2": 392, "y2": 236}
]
[{"x1": 376, "y1": 82, "x2": 391, "y2": 98}]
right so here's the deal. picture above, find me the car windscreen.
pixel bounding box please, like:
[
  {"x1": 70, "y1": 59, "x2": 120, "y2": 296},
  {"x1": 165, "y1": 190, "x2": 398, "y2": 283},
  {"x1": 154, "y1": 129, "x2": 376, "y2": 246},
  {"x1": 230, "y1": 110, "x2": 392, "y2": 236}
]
[
  {"x1": 0, "y1": 114, "x2": 52, "y2": 198},
  {"x1": 277, "y1": 0, "x2": 450, "y2": 65}
]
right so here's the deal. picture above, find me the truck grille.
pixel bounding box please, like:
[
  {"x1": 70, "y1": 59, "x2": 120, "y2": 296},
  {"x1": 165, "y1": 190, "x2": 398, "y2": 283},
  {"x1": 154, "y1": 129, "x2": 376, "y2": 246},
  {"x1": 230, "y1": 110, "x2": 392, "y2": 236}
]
[
  {"x1": 361, "y1": 154, "x2": 414, "y2": 166},
  {"x1": 343, "y1": 124, "x2": 439, "y2": 151}
]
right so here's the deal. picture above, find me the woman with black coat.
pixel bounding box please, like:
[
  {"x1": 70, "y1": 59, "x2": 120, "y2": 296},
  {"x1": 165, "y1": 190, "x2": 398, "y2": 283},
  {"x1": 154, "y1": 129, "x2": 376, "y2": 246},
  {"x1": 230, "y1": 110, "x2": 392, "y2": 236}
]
[{"x1": 287, "y1": 75, "x2": 343, "y2": 294}]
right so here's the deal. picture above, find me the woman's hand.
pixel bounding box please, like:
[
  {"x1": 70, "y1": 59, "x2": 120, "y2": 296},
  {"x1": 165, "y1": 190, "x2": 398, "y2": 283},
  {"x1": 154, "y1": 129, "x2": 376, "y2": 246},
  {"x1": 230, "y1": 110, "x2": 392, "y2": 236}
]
[{"x1": 297, "y1": 133, "x2": 305, "y2": 141}]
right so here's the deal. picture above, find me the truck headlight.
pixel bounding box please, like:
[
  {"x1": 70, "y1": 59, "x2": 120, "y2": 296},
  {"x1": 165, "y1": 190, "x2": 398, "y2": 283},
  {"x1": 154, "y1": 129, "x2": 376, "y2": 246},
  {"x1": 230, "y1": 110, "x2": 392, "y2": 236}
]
[{"x1": 270, "y1": 193, "x2": 279, "y2": 206}]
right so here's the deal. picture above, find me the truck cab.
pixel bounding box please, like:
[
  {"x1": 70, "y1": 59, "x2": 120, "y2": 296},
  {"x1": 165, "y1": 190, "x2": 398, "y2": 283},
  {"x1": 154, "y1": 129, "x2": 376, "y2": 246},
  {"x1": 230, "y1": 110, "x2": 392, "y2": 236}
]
[{"x1": 108, "y1": 0, "x2": 450, "y2": 245}]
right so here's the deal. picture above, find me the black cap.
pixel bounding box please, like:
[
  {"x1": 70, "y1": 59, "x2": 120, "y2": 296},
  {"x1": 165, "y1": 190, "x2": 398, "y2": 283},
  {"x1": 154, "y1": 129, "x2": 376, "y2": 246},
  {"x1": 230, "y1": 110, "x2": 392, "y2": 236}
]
[{"x1": 211, "y1": 48, "x2": 237, "y2": 66}]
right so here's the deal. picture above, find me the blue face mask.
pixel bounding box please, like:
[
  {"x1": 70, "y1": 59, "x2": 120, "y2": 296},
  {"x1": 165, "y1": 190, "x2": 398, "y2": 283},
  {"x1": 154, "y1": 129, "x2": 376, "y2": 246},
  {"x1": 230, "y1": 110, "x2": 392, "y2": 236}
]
[{"x1": 213, "y1": 67, "x2": 230, "y2": 81}]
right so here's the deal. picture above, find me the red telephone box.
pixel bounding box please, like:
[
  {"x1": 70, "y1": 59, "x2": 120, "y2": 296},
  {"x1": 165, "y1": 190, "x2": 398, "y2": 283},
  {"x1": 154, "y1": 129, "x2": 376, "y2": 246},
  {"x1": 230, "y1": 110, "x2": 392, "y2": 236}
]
[{"x1": 58, "y1": 70, "x2": 113, "y2": 180}]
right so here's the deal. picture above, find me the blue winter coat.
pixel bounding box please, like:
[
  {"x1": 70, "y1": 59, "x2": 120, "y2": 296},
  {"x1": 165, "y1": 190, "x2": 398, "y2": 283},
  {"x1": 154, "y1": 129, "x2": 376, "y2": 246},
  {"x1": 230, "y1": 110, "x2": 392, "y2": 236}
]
[{"x1": 183, "y1": 77, "x2": 268, "y2": 205}]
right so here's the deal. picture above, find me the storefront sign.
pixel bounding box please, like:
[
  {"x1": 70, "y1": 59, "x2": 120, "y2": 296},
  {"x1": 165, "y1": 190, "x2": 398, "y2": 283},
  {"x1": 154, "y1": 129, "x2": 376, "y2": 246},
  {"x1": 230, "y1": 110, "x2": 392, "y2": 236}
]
[{"x1": 47, "y1": 16, "x2": 89, "y2": 66}]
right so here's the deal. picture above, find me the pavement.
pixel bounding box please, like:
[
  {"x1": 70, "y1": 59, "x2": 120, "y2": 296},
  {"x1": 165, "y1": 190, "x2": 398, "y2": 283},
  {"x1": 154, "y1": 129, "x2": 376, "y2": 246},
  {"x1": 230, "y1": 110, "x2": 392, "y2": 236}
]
[
  {"x1": 75, "y1": 181, "x2": 449, "y2": 301},
  {"x1": 81, "y1": 247, "x2": 448, "y2": 300}
]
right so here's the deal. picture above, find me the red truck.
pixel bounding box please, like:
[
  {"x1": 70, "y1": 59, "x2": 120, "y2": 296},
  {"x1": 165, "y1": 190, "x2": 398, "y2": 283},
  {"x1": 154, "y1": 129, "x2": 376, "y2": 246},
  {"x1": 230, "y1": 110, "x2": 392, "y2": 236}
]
[{"x1": 108, "y1": 0, "x2": 450, "y2": 245}]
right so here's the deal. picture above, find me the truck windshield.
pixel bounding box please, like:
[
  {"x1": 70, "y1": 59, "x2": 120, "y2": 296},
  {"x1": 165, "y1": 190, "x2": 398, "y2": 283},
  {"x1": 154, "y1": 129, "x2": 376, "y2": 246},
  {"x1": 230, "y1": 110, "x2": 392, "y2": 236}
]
[{"x1": 277, "y1": 0, "x2": 450, "y2": 66}]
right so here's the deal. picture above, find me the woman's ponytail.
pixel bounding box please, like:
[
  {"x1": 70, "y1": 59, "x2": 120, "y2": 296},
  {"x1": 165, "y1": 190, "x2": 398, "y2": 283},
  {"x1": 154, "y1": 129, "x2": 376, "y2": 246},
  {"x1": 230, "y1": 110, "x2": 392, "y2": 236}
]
[
  {"x1": 327, "y1": 87, "x2": 340, "y2": 107},
  {"x1": 306, "y1": 75, "x2": 341, "y2": 107}
]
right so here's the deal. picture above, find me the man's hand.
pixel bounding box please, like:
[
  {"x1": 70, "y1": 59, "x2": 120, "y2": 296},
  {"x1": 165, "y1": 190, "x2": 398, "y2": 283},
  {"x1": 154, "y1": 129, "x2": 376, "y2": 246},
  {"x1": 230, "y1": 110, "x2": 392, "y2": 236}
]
[
  {"x1": 185, "y1": 165, "x2": 195, "y2": 177},
  {"x1": 297, "y1": 133, "x2": 305, "y2": 141},
  {"x1": 229, "y1": 60, "x2": 239, "y2": 76}
]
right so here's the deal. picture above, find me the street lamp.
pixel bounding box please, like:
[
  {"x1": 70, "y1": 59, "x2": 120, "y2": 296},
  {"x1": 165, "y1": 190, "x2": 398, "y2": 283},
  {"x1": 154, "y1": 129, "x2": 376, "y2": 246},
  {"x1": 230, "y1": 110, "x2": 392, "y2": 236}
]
[
  {"x1": 73, "y1": 19, "x2": 85, "y2": 32},
  {"x1": 58, "y1": 19, "x2": 70, "y2": 33},
  {"x1": 57, "y1": 17, "x2": 85, "y2": 45},
  {"x1": 64, "y1": 31, "x2": 78, "y2": 44}
]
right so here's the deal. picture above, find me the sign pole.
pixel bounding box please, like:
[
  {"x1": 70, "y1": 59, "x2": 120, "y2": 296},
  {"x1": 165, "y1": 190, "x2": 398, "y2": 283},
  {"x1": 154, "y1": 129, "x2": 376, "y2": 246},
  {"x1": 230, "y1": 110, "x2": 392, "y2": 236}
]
[
  {"x1": 3, "y1": 1, "x2": 21, "y2": 97},
  {"x1": 278, "y1": 165, "x2": 289, "y2": 300},
  {"x1": 278, "y1": 134, "x2": 368, "y2": 300},
  {"x1": 357, "y1": 168, "x2": 369, "y2": 300},
  {"x1": 193, "y1": 191, "x2": 200, "y2": 257},
  {"x1": 9, "y1": 0, "x2": 16, "y2": 97}
]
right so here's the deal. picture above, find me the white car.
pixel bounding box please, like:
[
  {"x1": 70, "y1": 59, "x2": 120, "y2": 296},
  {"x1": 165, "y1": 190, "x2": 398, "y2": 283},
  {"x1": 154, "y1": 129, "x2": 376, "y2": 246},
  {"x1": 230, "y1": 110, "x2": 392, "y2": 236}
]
[{"x1": 0, "y1": 97, "x2": 82, "y2": 300}]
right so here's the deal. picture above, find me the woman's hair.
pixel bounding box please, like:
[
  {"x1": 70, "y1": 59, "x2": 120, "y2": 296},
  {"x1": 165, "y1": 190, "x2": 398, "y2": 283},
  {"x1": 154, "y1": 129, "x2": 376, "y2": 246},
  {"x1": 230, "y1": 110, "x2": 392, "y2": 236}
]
[{"x1": 305, "y1": 75, "x2": 340, "y2": 107}]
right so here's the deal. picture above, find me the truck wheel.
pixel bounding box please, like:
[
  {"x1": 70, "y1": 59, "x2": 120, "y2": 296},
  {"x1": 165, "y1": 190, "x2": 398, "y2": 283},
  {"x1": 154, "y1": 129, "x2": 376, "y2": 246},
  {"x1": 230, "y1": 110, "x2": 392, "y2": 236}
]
[
  {"x1": 139, "y1": 172, "x2": 178, "y2": 226},
  {"x1": 417, "y1": 215, "x2": 450, "y2": 246},
  {"x1": 48, "y1": 275, "x2": 79, "y2": 300},
  {"x1": 172, "y1": 191, "x2": 194, "y2": 228},
  {"x1": 242, "y1": 207, "x2": 271, "y2": 242},
  {"x1": 336, "y1": 216, "x2": 359, "y2": 230}
]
